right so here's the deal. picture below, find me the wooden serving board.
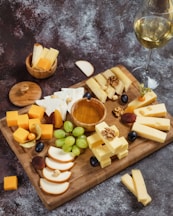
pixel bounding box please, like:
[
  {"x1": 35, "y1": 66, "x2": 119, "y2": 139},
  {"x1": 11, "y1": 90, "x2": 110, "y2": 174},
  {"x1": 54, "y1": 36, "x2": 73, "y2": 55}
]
[{"x1": 1, "y1": 65, "x2": 173, "y2": 210}]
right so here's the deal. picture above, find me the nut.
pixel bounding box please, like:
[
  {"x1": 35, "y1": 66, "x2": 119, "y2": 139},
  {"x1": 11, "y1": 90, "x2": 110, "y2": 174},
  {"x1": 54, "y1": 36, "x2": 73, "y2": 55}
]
[
  {"x1": 112, "y1": 106, "x2": 124, "y2": 118},
  {"x1": 101, "y1": 127, "x2": 116, "y2": 140},
  {"x1": 107, "y1": 75, "x2": 119, "y2": 88}
]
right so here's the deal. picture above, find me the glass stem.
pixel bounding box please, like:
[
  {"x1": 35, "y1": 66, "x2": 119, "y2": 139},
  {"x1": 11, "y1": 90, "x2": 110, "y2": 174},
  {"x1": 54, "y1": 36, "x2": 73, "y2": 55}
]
[{"x1": 145, "y1": 49, "x2": 152, "y2": 72}]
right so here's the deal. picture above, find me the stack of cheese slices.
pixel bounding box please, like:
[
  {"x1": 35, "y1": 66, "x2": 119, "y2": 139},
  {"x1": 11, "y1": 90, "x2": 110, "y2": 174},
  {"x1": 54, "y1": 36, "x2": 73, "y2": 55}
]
[
  {"x1": 87, "y1": 121, "x2": 129, "y2": 168},
  {"x1": 126, "y1": 90, "x2": 170, "y2": 143},
  {"x1": 86, "y1": 66, "x2": 132, "y2": 103},
  {"x1": 40, "y1": 146, "x2": 75, "y2": 195},
  {"x1": 121, "y1": 169, "x2": 152, "y2": 206},
  {"x1": 31, "y1": 43, "x2": 59, "y2": 71}
]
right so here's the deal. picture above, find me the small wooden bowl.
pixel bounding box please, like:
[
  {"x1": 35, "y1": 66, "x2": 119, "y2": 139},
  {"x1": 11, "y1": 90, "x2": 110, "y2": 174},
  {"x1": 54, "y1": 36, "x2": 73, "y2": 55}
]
[
  {"x1": 71, "y1": 98, "x2": 107, "y2": 131},
  {"x1": 25, "y1": 53, "x2": 57, "y2": 79}
]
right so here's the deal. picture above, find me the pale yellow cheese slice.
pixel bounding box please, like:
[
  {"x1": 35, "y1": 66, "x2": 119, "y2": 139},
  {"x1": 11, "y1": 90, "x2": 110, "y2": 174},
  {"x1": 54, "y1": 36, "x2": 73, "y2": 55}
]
[
  {"x1": 117, "y1": 149, "x2": 128, "y2": 159},
  {"x1": 100, "y1": 157, "x2": 112, "y2": 168},
  {"x1": 127, "y1": 91, "x2": 157, "y2": 110},
  {"x1": 86, "y1": 77, "x2": 107, "y2": 103},
  {"x1": 92, "y1": 144, "x2": 113, "y2": 162},
  {"x1": 134, "y1": 103, "x2": 167, "y2": 117},
  {"x1": 135, "y1": 116, "x2": 170, "y2": 131},
  {"x1": 131, "y1": 169, "x2": 150, "y2": 203},
  {"x1": 110, "y1": 66, "x2": 132, "y2": 91},
  {"x1": 87, "y1": 132, "x2": 103, "y2": 149},
  {"x1": 132, "y1": 122, "x2": 167, "y2": 143},
  {"x1": 121, "y1": 173, "x2": 152, "y2": 206}
]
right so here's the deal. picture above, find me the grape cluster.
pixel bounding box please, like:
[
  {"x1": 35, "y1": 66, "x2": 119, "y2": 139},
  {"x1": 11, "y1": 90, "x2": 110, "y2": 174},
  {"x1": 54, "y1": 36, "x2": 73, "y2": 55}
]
[{"x1": 53, "y1": 120, "x2": 88, "y2": 156}]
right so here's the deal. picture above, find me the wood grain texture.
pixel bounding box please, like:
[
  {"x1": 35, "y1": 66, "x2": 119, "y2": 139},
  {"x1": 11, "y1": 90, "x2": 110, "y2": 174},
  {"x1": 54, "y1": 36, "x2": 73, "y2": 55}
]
[{"x1": 1, "y1": 65, "x2": 173, "y2": 210}]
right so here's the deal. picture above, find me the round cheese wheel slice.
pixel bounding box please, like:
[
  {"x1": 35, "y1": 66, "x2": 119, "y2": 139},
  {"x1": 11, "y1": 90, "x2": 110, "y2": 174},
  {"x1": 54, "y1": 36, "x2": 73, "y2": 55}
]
[
  {"x1": 40, "y1": 178, "x2": 69, "y2": 195},
  {"x1": 42, "y1": 167, "x2": 71, "y2": 183}
]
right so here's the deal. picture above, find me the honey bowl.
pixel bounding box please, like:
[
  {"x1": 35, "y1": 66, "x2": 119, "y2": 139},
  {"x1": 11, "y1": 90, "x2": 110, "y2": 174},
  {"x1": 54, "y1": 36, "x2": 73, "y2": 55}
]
[
  {"x1": 25, "y1": 53, "x2": 57, "y2": 79},
  {"x1": 71, "y1": 97, "x2": 107, "y2": 131}
]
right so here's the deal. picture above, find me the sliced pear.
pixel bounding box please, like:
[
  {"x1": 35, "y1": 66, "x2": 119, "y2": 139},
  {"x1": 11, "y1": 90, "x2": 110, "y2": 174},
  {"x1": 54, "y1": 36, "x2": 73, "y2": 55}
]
[
  {"x1": 40, "y1": 178, "x2": 69, "y2": 195},
  {"x1": 75, "y1": 60, "x2": 94, "y2": 77},
  {"x1": 42, "y1": 167, "x2": 71, "y2": 183},
  {"x1": 48, "y1": 146, "x2": 75, "y2": 162},
  {"x1": 45, "y1": 157, "x2": 74, "y2": 171}
]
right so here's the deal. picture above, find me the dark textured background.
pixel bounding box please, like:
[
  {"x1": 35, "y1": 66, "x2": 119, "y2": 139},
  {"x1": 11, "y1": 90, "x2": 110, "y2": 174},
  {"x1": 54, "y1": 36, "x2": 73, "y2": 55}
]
[{"x1": 0, "y1": 0, "x2": 173, "y2": 215}]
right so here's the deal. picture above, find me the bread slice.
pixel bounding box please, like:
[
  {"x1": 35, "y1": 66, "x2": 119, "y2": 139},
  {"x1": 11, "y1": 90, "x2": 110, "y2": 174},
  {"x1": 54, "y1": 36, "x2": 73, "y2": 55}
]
[
  {"x1": 45, "y1": 157, "x2": 74, "y2": 171},
  {"x1": 40, "y1": 178, "x2": 69, "y2": 195},
  {"x1": 42, "y1": 167, "x2": 71, "y2": 182},
  {"x1": 75, "y1": 60, "x2": 94, "y2": 77},
  {"x1": 48, "y1": 146, "x2": 75, "y2": 162}
]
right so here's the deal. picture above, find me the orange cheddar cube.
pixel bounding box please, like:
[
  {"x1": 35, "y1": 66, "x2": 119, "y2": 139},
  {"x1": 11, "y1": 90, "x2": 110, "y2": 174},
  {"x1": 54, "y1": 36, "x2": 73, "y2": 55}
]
[
  {"x1": 28, "y1": 104, "x2": 45, "y2": 120},
  {"x1": 40, "y1": 124, "x2": 53, "y2": 139},
  {"x1": 36, "y1": 58, "x2": 52, "y2": 71},
  {"x1": 6, "y1": 111, "x2": 18, "y2": 127},
  {"x1": 17, "y1": 114, "x2": 29, "y2": 129},
  {"x1": 13, "y1": 127, "x2": 29, "y2": 143},
  {"x1": 4, "y1": 176, "x2": 18, "y2": 190},
  {"x1": 28, "y1": 118, "x2": 41, "y2": 131}
]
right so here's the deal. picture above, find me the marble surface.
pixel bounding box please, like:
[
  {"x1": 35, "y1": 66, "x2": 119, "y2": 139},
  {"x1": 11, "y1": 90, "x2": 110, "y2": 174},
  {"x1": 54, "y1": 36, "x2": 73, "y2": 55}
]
[{"x1": 0, "y1": 0, "x2": 173, "y2": 215}]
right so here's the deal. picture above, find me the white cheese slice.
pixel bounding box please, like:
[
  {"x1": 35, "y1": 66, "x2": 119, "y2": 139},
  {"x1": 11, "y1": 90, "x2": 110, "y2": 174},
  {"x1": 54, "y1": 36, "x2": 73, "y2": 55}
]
[
  {"x1": 100, "y1": 157, "x2": 112, "y2": 168},
  {"x1": 75, "y1": 60, "x2": 94, "y2": 77},
  {"x1": 135, "y1": 116, "x2": 170, "y2": 131},
  {"x1": 132, "y1": 122, "x2": 167, "y2": 143},
  {"x1": 134, "y1": 103, "x2": 167, "y2": 117}
]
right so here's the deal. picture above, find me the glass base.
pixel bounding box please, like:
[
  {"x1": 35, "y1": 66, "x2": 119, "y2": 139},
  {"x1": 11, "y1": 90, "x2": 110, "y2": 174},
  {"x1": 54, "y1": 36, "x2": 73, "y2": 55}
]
[{"x1": 132, "y1": 66, "x2": 159, "y2": 90}]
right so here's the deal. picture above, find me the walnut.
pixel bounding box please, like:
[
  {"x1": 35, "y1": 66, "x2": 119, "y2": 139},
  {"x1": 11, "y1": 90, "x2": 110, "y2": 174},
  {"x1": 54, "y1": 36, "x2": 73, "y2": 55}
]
[
  {"x1": 112, "y1": 106, "x2": 124, "y2": 118},
  {"x1": 101, "y1": 127, "x2": 116, "y2": 140},
  {"x1": 52, "y1": 169, "x2": 60, "y2": 177},
  {"x1": 107, "y1": 75, "x2": 119, "y2": 87}
]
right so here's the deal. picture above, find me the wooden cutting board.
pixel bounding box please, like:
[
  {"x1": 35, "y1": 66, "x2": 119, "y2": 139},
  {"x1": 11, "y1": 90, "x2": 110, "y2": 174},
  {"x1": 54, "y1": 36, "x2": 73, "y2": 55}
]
[{"x1": 1, "y1": 65, "x2": 173, "y2": 210}]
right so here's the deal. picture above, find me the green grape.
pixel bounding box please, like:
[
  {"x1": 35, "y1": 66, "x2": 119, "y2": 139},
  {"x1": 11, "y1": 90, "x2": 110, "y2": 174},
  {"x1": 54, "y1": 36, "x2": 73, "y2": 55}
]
[
  {"x1": 64, "y1": 136, "x2": 75, "y2": 146},
  {"x1": 76, "y1": 137, "x2": 88, "y2": 148},
  {"x1": 72, "y1": 126, "x2": 85, "y2": 137},
  {"x1": 63, "y1": 121, "x2": 74, "y2": 132},
  {"x1": 55, "y1": 138, "x2": 65, "y2": 147},
  {"x1": 72, "y1": 145, "x2": 81, "y2": 156},
  {"x1": 54, "y1": 129, "x2": 66, "y2": 139},
  {"x1": 78, "y1": 134, "x2": 87, "y2": 140},
  {"x1": 62, "y1": 144, "x2": 72, "y2": 152}
]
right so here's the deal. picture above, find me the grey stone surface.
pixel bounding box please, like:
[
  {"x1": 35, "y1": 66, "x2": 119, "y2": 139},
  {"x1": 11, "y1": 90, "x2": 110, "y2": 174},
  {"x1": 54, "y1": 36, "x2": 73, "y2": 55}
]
[{"x1": 0, "y1": 0, "x2": 173, "y2": 215}]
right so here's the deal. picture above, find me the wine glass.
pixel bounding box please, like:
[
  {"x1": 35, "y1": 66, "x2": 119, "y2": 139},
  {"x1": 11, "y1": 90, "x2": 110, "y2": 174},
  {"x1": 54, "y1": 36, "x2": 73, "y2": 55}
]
[{"x1": 133, "y1": 0, "x2": 173, "y2": 89}]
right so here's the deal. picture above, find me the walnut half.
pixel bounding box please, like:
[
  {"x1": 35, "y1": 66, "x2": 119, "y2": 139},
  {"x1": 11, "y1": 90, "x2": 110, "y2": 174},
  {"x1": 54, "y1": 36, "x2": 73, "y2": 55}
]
[
  {"x1": 112, "y1": 106, "x2": 124, "y2": 118},
  {"x1": 101, "y1": 127, "x2": 116, "y2": 140}
]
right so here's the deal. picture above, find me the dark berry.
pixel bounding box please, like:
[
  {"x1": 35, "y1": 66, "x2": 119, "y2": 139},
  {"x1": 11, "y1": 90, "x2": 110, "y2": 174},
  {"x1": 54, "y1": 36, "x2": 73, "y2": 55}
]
[
  {"x1": 90, "y1": 156, "x2": 100, "y2": 167},
  {"x1": 128, "y1": 131, "x2": 137, "y2": 142},
  {"x1": 121, "y1": 94, "x2": 128, "y2": 104},
  {"x1": 83, "y1": 92, "x2": 92, "y2": 99},
  {"x1": 35, "y1": 141, "x2": 44, "y2": 153}
]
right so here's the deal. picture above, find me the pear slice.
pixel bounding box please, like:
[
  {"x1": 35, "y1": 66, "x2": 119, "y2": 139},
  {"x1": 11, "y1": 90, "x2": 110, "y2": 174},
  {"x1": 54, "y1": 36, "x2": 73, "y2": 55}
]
[
  {"x1": 42, "y1": 167, "x2": 71, "y2": 183},
  {"x1": 75, "y1": 60, "x2": 94, "y2": 77},
  {"x1": 40, "y1": 178, "x2": 69, "y2": 195}
]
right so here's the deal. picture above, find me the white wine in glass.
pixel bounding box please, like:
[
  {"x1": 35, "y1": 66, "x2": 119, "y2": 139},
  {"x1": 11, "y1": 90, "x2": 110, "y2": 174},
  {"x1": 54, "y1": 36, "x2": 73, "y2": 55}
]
[{"x1": 133, "y1": 0, "x2": 173, "y2": 89}]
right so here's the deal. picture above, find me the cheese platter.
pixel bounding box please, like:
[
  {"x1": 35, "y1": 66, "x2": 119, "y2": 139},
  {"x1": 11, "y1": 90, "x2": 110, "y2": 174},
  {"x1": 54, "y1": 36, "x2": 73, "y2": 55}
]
[{"x1": 0, "y1": 64, "x2": 173, "y2": 210}]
